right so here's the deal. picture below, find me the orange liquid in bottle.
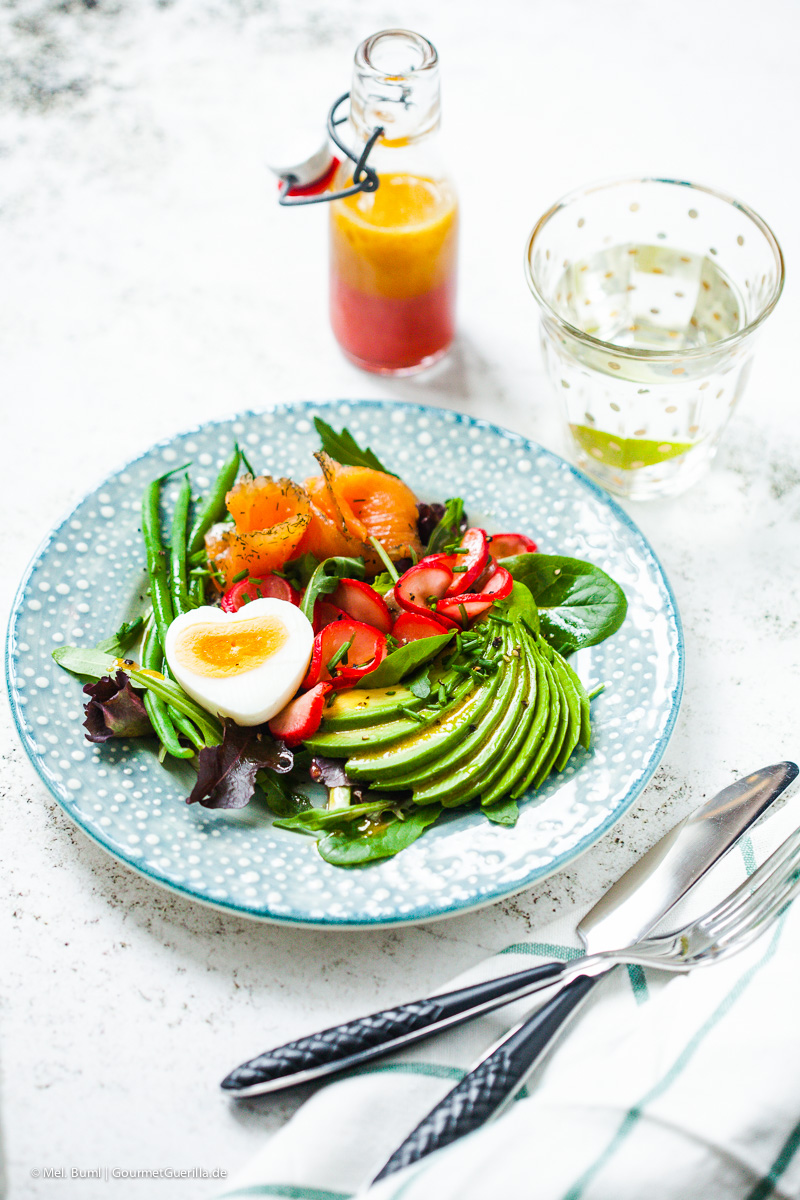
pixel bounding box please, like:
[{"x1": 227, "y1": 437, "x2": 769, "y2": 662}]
[{"x1": 330, "y1": 173, "x2": 458, "y2": 374}]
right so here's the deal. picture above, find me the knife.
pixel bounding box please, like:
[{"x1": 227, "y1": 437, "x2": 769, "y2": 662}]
[
  {"x1": 370, "y1": 759, "x2": 799, "y2": 1181},
  {"x1": 222, "y1": 761, "x2": 798, "y2": 1100}
]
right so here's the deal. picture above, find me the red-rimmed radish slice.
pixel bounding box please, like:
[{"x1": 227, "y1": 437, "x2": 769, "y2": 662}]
[
  {"x1": 221, "y1": 573, "x2": 301, "y2": 613},
  {"x1": 331, "y1": 578, "x2": 392, "y2": 633},
  {"x1": 489, "y1": 533, "x2": 538, "y2": 558},
  {"x1": 303, "y1": 619, "x2": 387, "y2": 690},
  {"x1": 268, "y1": 682, "x2": 332, "y2": 747},
  {"x1": 435, "y1": 595, "x2": 495, "y2": 627},
  {"x1": 312, "y1": 600, "x2": 348, "y2": 636},
  {"x1": 444, "y1": 528, "x2": 489, "y2": 596},
  {"x1": 392, "y1": 611, "x2": 451, "y2": 646},
  {"x1": 395, "y1": 558, "x2": 454, "y2": 618},
  {"x1": 480, "y1": 565, "x2": 513, "y2": 599}
]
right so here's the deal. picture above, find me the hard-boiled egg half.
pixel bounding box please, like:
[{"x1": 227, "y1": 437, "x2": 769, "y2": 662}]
[{"x1": 164, "y1": 598, "x2": 313, "y2": 727}]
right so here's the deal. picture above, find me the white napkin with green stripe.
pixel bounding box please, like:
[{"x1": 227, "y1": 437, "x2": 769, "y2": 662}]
[{"x1": 217, "y1": 799, "x2": 800, "y2": 1200}]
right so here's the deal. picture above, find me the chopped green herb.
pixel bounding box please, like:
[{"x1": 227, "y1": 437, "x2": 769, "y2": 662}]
[
  {"x1": 326, "y1": 635, "x2": 354, "y2": 675},
  {"x1": 231, "y1": 568, "x2": 248, "y2": 583}
]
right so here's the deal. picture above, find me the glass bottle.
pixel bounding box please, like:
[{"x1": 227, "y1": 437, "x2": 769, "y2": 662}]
[{"x1": 329, "y1": 29, "x2": 458, "y2": 375}]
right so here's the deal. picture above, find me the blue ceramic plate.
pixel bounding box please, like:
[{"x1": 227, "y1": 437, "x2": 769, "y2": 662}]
[{"x1": 6, "y1": 401, "x2": 683, "y2": 927}]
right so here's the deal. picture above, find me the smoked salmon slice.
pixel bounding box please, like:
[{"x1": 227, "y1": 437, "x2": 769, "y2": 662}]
[
  {"x1": 297, "y1": 454, "x2": 422, "y2": 568},
  {"x1": 205, "y1": 477, "x2": 310, "y2": 588}
]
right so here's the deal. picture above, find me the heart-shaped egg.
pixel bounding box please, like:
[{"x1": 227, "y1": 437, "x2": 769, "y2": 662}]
[{"x1": 164, "y1": 598, "x2": 314, "y2": 727}]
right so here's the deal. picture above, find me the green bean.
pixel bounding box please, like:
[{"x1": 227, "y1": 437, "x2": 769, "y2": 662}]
[
  {"x1": 187, "y1": 446, "x2": 241, "y2": 555},
  {"x1": 189, "y1": 575, "x2": 204, "y2": 607},
  {"x1": 142, "y1": 473, "x2": 177, "y2": 648},
  {"x1": 140, "y1": 616, "x2": 194, "y2": 760},
  {"x1": 169, "y1": 473, "x2": 192, "y2": 616}
]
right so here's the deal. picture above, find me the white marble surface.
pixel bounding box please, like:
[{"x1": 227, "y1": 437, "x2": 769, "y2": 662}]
[{"x1": 2, "y1": 1, "x2": 799, "y2": 1195}]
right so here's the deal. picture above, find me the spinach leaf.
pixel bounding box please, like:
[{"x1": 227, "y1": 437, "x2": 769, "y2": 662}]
[
  {"x1": 426, "y1": 497, "x2": 465, "y2": 554},
  {"x1": 504, "y1": 554, "x2": 627, "y2": 655},
  {"x1": 482, "y1": 796, "x2": 519, "y2": 826},
  {"x1": 357, "y1": 632, "x2": 454, "y2": 688},
  {"x1": 300, "y1": 556, "x2": 366, "y2": 624},
  {"x1": 273, "y1": 797, "x2": 400, "y2": 833},
  {"x1": 314, "y1": 418, "x2": 395, "y2": 475},
  {"x1": 317, "y1": 804, "x2": 441, "y2": 866},
  {"x1": 257, "y1": 769, "x2": 312, "y2": 818},
  {"x1": 497, "y1": 581, "x2": 540, "y2": 632}
]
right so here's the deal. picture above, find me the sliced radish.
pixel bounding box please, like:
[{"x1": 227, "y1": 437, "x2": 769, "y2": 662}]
[
  {"x1": 444, "y1": 528, "x2": 489, "y2": 596},
  {"x1": 489, "y1": 532, "x2": 538, "y2": 558},
  {"x1": 303, "y1": 619, "x2": 387, "y2": 689},
  {"x1": 435, "y1": 595, "x2": 495, "y2": 626},
  {"x1": 392, "y1": 611, "x2": 451, "y2": 646},
  {"x1": 313, "y1": 600, "x2": 348, "y2": 636},
  {"x1": 395, "y1": 557, "x2": 454, "y2": 620},
  {"x1": 268, "y1": 682, "x2": 333, "y2": 747},
  {"x1": 480, "y1": 565, "x2": 513, "y2": 599},
  {"x1": 221, "y1": 573, "x2": 301, "y2": 613},
  {"x1": 331, "y1": 578, "x2": 392, "y2": 633}
]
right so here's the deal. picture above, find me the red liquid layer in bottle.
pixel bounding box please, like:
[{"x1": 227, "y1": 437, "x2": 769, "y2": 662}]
[{"x1": 329, "y1": 173, "x2": 458, "y2": 375}]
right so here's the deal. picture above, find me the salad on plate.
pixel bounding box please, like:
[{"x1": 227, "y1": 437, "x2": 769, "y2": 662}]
[{"x1": 53, "y1": 418, "x2": 627, "y2": 867}]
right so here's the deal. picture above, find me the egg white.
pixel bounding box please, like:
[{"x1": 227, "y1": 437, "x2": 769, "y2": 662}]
[{"x1": 164, "y1": 598, "x2": 314, "y2": 727}]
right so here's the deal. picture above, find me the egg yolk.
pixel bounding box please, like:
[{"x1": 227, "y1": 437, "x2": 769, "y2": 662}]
[{"x1": 173, "y1": 616, "x2": 288, "y2": 678}]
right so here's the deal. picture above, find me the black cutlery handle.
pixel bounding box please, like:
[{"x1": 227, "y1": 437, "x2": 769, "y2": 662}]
[
  {"x1": 372, "y1": 974, "x2": 598, "y2": 1183},
  {"x1": 221, "y1": 960, "x2": 567, "y2": 1095}
]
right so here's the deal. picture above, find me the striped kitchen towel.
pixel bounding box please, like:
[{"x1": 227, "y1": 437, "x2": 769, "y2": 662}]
[{"x1": 217, "y1": 798, "x2": 800, "y2": 1200}]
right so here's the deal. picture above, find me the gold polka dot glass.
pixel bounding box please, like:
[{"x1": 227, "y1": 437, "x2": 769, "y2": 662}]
[{"x1": 524, "y1": 178, "x2": 784, "y2": 499}]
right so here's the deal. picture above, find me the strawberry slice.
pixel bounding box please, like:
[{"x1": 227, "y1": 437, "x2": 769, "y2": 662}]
[
  {"x1": 395, "y1": 557, "x2": 455, "y2": 621},
  {"x1": 392, "y1": 611, "x2": 451, "y2": 646},
  {"x1": 489, "y1": 533, "x2": 538, "y2": 558},
  {"x1": 331, "y1": 578, "x2": 392, "y2": 633},
  {"x1": 444, "y1": 528, "x2": 489, "y2": 596},
  {"x1": 480, "y1": 565, "x2": 513, "y2": 599},
  {"x1": 268, "y1": 682, "x2": 332, "y2": 747},
  {"x1": 313, "y1": 600, "x2": 348, "y2": 635},
  {"x1": 435, "y1": 595, "x2": 495, "y2": 627},
  {"x1": 221, "y1": 573, "x2": 301, "y2": 613},
  {"x1": 303, "y1": 619, "x2": 387, "y2": 689}
]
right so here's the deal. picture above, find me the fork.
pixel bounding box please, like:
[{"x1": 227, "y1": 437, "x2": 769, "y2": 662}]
[{"x1": 370, "y1": 824, "x2": 800, "y2": 1183}]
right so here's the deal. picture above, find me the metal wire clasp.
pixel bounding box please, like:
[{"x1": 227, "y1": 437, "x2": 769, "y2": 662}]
[{"x1": 277, "y1": 93, "x2": 383, "y2": 206}]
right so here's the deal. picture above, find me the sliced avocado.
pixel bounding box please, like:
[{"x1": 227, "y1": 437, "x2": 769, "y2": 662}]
[
  {"x1": 412, "y1": 643, "x2": 523, "y2": 806},
  {"x1": 510, "y1": 650, "x2": 563, "y2": 799},
  {"x1": 529, "y1": 654, "x2": 571, "y2": 791},
  {"x1": 388, "y1": 630, "x2": 514, "y2": 791},
  {"x1": 320, "y1": 683, "x2": 424, "y2": 730},
  {"x1": 304, "y1": 700, "x2": 457, "y2": 759},
  {"x1": 480, "y1": 644, "x2": 547, "y2": 807},
  {"x1": 546, "y1": 645, "x2": 582, "y2": 773},
  {"x1": 550, "y1": 643, "x2": 591, "y2": 754},
  {"x1": 345, "y1": 667, "x2": 501, "y2": 783}
]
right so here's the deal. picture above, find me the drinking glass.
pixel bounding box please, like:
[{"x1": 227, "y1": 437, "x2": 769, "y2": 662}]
[{"x1": 524, "y1": 178, "x2": 784, "y2": 499}]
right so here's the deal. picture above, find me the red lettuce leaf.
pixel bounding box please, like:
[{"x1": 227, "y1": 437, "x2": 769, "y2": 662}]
[
  {"x1": 83, "y1": 671, "x2": 151, "y2": 743},
  {"x1": 188, "y1": 721, "x2": 293, "y2": 810}
]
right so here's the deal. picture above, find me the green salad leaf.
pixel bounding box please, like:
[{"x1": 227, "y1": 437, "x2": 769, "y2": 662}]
[
  {"x1": 482, "y1": 796, "x2": 519, "y2": 826},
  {"x1": 357, "y1": 632, "x2": 454, "y2": 688},
  {"x1": 273, "y1": 798, "x2": 399, "y2": 833},
  {"x1": 317, "y1": 804, "x2": 442, "y2": 866},
  {"x1": 426, "y1": 497, "x2": 465, "y2": 554},
  {"x1": 300, "y1": 556, "x2": 366, "y2": 624},
  {"x1": 503, "y1": 554, "x2": 627, "y2": 656},
  {"x1": 314, "y1": 418, "x2": 395, "y2": 475}
]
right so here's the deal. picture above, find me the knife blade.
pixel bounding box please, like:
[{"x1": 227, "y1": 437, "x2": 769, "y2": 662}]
[
  {"x1": 369, "y1": 761, "x2": 798, "y2": 1182},
  {"x1": 222, "y1": 761, "x2": 797, "y2": 1099}
]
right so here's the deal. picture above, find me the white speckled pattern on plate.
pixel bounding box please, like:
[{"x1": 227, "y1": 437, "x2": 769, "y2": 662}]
[{"x1": 6, "y1": 400, "x2": 683, "y2": 927}]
